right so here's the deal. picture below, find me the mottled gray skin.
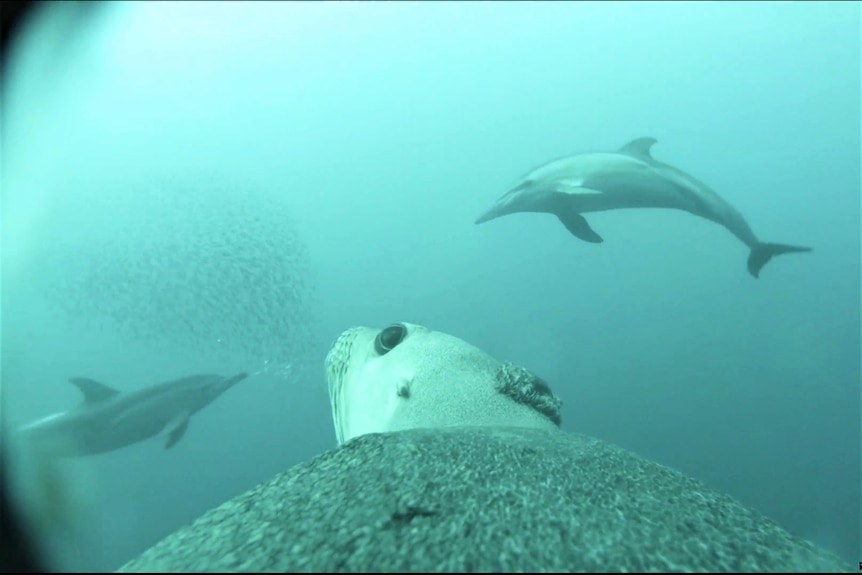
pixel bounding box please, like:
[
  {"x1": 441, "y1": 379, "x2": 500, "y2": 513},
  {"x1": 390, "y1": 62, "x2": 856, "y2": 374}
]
[
  {"x1": 117, "y1": 426, "x2": 850, "y2": 573},
  {"x1": 19, "y1": 373, "x2": 248, "y2": 456}
]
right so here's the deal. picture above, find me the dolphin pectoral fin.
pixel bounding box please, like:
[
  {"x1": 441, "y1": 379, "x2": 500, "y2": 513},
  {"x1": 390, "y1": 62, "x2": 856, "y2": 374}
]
[
  {"x1": 165, "y1": 421, "x2": 188, "y2": 449},
  {"x1": 164, "y1": 412, "x2": 190, "y2": 449},
  {"x1": 747, "y1": 242, "x2": 813, "y2": 278},
  {"x1": 556, "y1": 211, "x2": 604, "y2": 243},
  {"x1": 68, "y1": 378, "x2": 120, "y2": 404}
]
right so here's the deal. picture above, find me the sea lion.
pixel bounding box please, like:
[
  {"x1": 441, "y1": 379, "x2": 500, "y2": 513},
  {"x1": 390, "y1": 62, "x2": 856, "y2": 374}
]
[{"x1": 324, "y1": 322, "x2": 561, "y2": 445}]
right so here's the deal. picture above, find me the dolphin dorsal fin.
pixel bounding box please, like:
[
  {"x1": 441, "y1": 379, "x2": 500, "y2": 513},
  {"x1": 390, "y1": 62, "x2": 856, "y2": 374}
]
[
  {"x1": 619, "y1": 137, "x2": 658, "y2": 159},
  {"x1": 68, "y1": 377, "x2": 120, "y2": 403}
]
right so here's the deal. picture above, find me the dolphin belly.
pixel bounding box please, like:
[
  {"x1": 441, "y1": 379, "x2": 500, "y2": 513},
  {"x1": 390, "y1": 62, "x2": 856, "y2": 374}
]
[
  {"x1": 22, "y1": 406, "x2": 172, "y2": 456},
  {"x1": 89, "y1": 418, "x2": 169, "y2": 454}
]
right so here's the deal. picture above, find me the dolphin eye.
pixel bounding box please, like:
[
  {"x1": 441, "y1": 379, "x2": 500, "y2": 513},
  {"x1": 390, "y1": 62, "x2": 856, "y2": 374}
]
[{"x1": 374, "y1": 324, "x2": 407, "y2": 356}]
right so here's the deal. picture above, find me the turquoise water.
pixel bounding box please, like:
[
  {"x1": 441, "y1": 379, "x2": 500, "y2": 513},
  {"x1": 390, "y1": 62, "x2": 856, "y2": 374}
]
[{"x1": 3, "y1": 1, "x2": 859, "y2": 570}]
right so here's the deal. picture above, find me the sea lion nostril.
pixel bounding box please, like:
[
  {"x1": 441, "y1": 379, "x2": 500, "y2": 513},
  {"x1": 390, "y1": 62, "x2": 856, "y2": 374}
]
[{"x1": 374, "y1": 324, "x2": 407, "y2": 356}]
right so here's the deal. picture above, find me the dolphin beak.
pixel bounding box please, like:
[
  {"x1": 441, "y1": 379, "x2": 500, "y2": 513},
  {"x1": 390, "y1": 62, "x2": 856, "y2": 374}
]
[
  {"x1": 223, "y1": 372, "x2": 249, "y2": 389},
  {"x1": 474, "y1": 202, "x2": 503, "y2": 225},
  {"x1": 475, "y1": 182, "x2": 528, "y2": 225}
]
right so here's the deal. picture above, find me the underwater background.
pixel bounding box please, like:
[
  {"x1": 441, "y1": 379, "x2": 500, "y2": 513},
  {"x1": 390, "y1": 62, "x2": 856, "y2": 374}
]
[{"x1": 2, "y1": 1, "x2": 859, "y2": 571}]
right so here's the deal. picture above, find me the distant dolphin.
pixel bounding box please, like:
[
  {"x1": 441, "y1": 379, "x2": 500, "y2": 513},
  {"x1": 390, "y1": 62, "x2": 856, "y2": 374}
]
[
  {"x1": 474, "y1": 137, "x2": 813, "y2": 278},
  {"x1": 18, "y1": 372, "x2": 249, "y2": 457}
]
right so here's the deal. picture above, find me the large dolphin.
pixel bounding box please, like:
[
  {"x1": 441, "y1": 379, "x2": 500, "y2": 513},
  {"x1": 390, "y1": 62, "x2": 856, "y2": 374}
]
[
  {"x1": 18, "y1": 372, "x2": 249, "y2": 457},
  {"x1": 474, "y1": 137, "x2": 813, "y2": 278}
]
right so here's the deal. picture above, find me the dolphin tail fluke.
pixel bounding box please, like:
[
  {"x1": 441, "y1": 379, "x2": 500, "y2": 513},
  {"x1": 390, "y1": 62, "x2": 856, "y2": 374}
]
[{"x1": 747, "y1": 242, "x2": 812, "y2": 278}]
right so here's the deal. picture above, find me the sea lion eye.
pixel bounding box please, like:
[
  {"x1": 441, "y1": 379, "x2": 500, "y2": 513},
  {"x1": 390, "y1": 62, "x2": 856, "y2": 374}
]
[{"x1": 374, "y1": 324, "x2": 407, "y2": 356}]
